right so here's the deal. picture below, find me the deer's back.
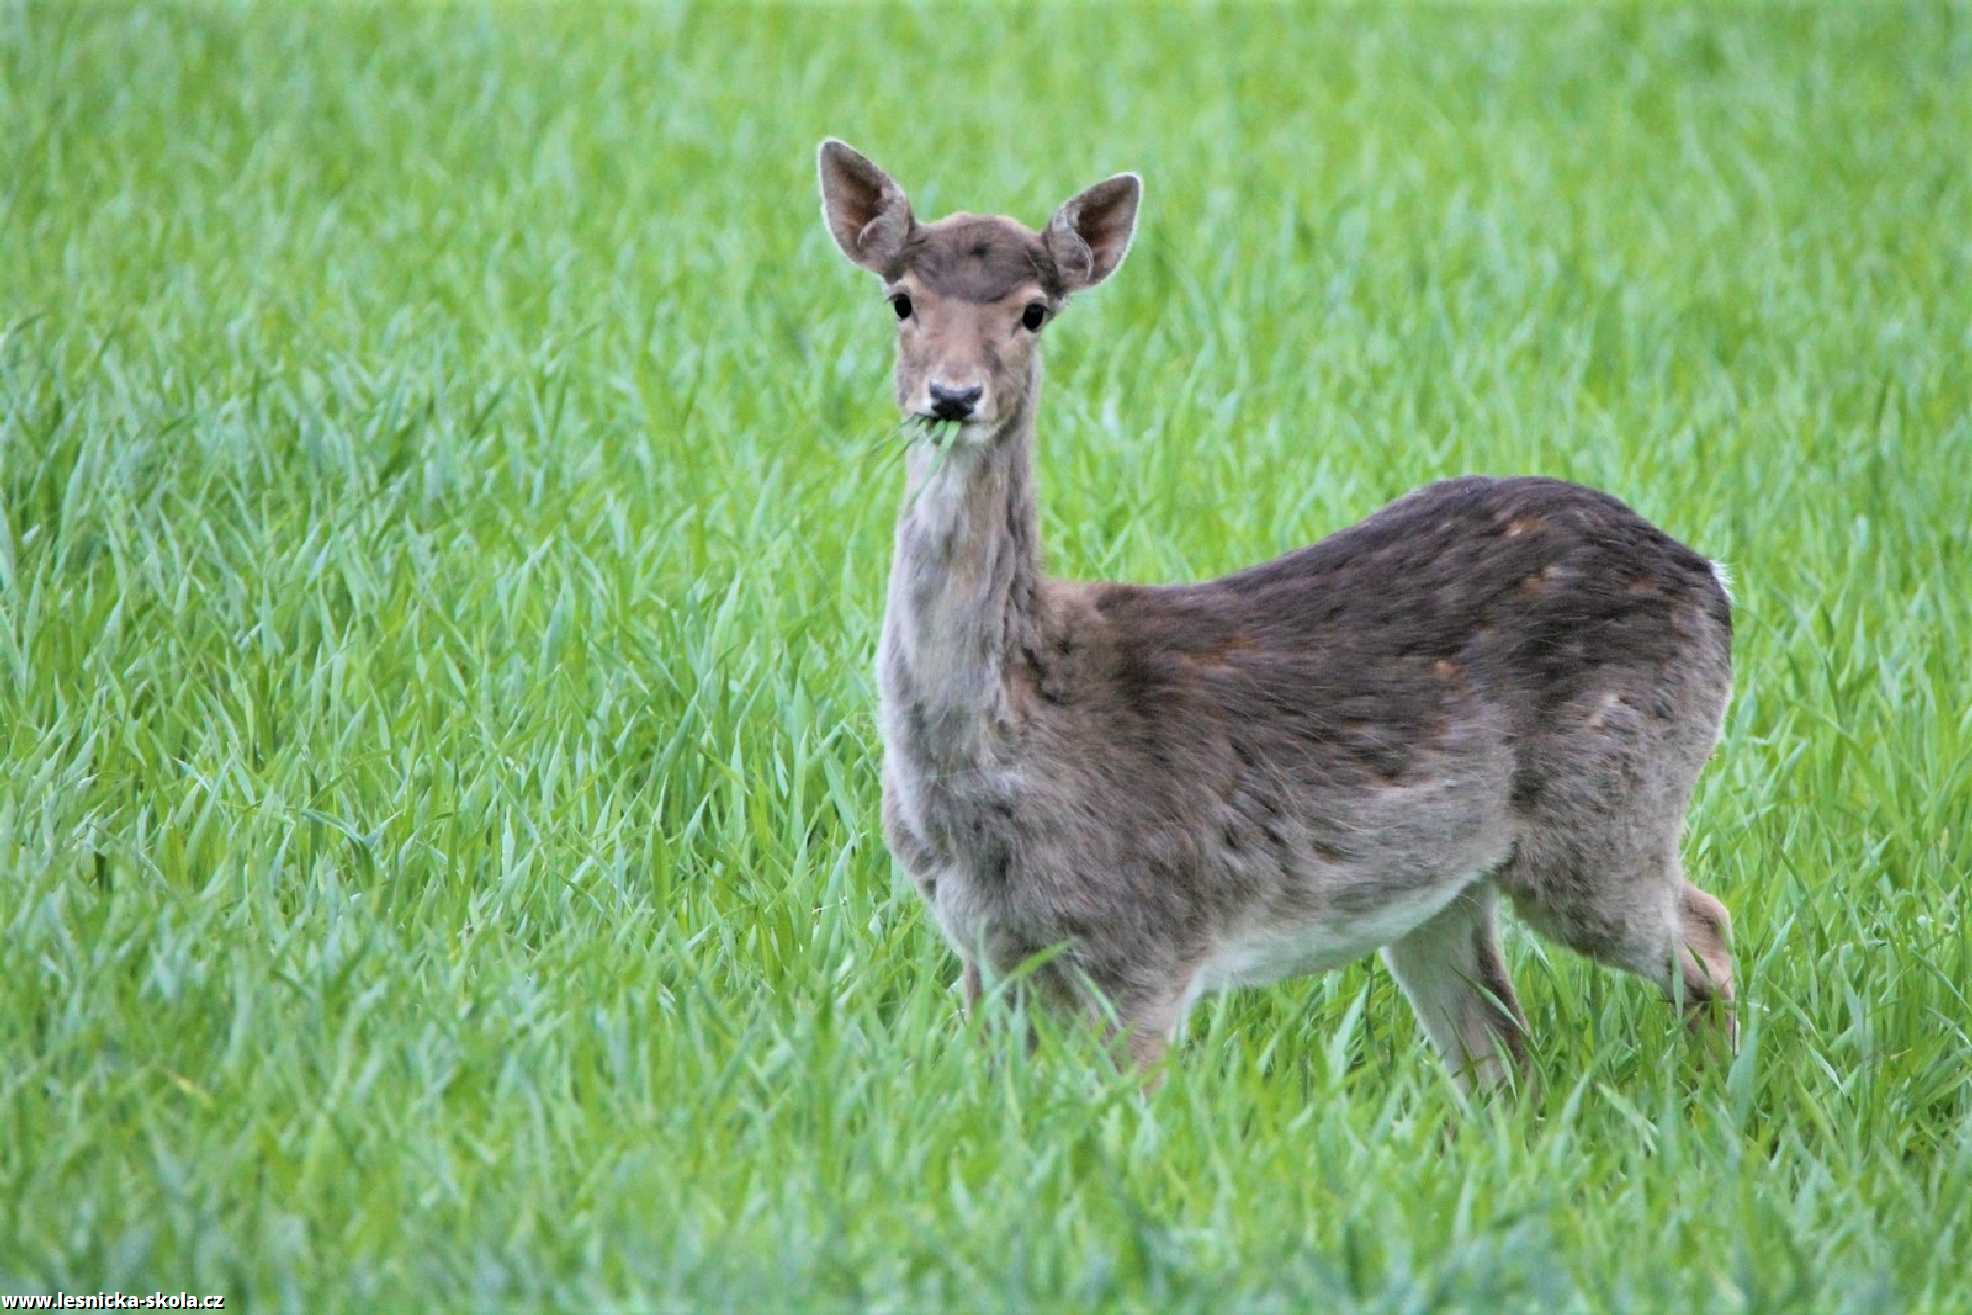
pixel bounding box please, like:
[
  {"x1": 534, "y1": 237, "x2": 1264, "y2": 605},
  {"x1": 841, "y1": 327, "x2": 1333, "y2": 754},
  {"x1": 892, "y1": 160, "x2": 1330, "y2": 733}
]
[{"x1": 1066, "y1": 475, "x2": 1731, "y2": 752}]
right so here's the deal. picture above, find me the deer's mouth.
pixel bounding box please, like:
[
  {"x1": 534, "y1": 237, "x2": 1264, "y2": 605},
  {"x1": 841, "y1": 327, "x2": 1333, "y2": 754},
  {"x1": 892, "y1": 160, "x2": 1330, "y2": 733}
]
[{"x1": 907, "y1": 413, "x2": 989, "y2": 445}]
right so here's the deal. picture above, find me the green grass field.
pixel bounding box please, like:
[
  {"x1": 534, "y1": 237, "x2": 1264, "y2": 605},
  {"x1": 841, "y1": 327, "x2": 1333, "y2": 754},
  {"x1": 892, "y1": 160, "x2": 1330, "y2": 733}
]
[{"x1": 4, "y1": 2, "x2": 1970, "y2": 1310}]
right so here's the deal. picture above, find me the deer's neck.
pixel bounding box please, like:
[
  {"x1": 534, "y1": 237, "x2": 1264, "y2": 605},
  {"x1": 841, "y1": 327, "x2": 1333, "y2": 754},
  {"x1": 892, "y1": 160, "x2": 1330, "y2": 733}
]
[{"x1": 878, "y1": 403, "x2": 1042, "y2": 770}]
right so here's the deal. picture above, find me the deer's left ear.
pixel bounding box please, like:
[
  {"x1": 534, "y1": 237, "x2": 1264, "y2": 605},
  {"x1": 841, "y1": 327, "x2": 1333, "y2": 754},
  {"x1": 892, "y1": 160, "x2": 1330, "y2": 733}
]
[{"x1": 1045, "y1": 173, "x2": 1141, "y2": 292}]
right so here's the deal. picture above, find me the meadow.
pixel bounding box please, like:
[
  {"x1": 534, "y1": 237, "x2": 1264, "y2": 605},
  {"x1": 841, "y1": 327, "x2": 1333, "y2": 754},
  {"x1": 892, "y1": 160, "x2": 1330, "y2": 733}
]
[{"x1": 3, "y1": 2, "x2": 1970, "y2": 1310}]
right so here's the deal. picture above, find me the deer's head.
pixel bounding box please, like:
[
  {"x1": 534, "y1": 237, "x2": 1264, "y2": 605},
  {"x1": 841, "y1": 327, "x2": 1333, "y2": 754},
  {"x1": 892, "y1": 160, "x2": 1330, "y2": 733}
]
[{"x1": 818, "y1": 139, "x2": 1139, "y2": 438}]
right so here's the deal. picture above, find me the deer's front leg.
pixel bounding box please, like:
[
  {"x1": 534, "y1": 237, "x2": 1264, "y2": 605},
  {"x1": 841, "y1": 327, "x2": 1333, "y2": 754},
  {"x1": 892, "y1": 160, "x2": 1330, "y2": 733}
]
[
  {"x1": 960, "y1": 958, "x2": 982, "y2": 1016},
  {"x1": 1110, "y1": 981, "x2": 1194, "y2": 1090}
]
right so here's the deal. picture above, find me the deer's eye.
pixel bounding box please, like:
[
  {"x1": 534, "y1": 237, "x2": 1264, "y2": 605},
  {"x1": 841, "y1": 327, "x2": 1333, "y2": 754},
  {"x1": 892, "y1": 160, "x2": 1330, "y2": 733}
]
[
  {"x1": 1021, "y1": 302, "x2": 1048, "y2": 332},
  {"x1": 890, "y1": 293, "x2": 913, "y2": 320}
]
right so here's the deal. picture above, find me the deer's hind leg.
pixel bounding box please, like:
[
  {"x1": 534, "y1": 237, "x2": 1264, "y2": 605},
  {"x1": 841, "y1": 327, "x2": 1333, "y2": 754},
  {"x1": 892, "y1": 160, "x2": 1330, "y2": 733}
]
[
  {"x1": 1500, "y1": 672, "x2": 1738, "y2": 1048},
  {"x1": 1382, "y1": 883, "x2": 1531, "y2": 1093},
  {"x1": 1508, "y1": 850, "x2": 1736, "y2": 1049},
  {"x1": 1675, "y1": 877, "x2": 1736, "y2": 1038}
]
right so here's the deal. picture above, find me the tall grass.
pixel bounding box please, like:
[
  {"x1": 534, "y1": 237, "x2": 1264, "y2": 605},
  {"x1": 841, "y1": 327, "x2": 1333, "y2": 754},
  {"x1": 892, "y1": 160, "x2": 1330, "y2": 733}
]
[{"x1": 2, "y1": 3, "x2": 1969, "y2": 1310}]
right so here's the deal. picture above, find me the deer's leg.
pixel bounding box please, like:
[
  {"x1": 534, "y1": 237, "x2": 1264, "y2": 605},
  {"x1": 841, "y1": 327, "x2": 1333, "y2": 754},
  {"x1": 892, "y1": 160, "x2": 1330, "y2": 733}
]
[
  {"x1": 960, "y1": 958, "x2": 983, "y2": 1016},
  {"x1": 1382, "y1": 883, "x2": 1530, "y2": 1094},
  {"x1": 1074, "y1": 965, "x2": 1196, "y2": 1089},
  {"x1": 1583, "y1": 874, "x2": 1736, "y2": 1050},
  {"x1": 1496, "y1": 670, "x2": 1738, "y2": 1051},
  {"x1": 1675, "y1": 879, "x2": 1737, "y2": 1047},
  {"x1": 1111, "y1": 988, "x2": 1191, "y2": 1091},
  {"x1": 1508, "y1": 849, "x2": 1737, "y2": 1052}
]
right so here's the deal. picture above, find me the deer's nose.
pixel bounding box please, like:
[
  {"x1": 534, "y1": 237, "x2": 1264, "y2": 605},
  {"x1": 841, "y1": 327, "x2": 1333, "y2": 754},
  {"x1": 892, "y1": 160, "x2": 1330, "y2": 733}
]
[{"x1": 928, "y1": 382, "x2": 984, "y2": 421}]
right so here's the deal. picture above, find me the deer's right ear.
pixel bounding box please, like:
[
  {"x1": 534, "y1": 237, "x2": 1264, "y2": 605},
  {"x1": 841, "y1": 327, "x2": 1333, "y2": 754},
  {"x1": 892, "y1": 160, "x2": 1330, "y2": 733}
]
[{"x1": 818, "y1": 140, "x2": 914, "y2": 274}]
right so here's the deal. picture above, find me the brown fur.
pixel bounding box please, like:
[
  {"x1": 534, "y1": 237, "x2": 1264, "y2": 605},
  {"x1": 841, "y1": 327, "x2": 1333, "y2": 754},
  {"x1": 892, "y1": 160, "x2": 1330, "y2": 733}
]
[{"x1": 818, "y1": 140, "x2": 1738, "y2": 1089}]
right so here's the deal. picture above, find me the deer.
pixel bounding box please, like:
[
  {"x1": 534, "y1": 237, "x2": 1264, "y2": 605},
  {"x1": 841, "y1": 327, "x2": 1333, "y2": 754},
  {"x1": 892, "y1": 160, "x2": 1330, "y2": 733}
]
[{"x1": 817, "y1": 139, "x2": 1737, "y2": 1092}]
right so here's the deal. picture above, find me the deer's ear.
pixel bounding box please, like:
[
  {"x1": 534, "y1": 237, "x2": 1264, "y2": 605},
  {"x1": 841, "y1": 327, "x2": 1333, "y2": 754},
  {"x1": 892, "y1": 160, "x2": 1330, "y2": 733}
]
[
  {"x1": 818, "y1": 139, "x2": 914, "y2": 274},
  {"x1": 1045, "y1": 173, "x2": 1141, "y2": 291}
]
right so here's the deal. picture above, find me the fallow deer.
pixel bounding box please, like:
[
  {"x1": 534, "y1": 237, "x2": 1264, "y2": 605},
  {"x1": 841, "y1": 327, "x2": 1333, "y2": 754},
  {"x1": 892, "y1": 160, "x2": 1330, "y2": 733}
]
[{"x1": 818, "y1": 139, "x2": 1736, "y2": 1089}]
